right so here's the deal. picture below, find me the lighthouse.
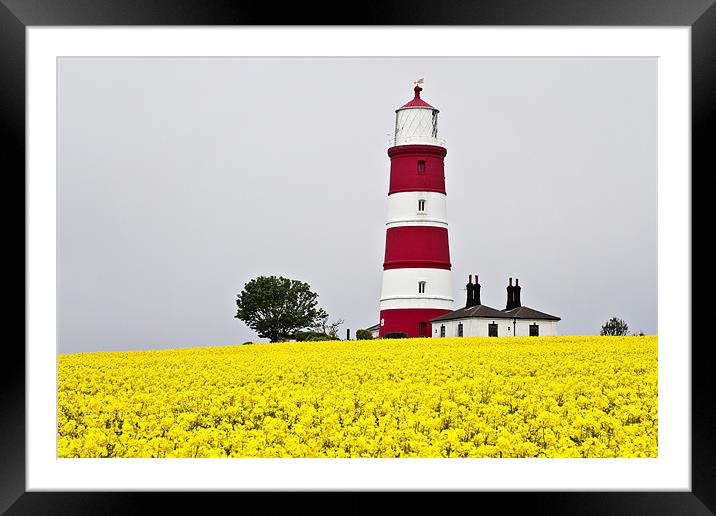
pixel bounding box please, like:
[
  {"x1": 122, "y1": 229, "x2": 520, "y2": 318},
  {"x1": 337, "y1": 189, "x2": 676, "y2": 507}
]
[{"x1": 379, "y1": 83, "x2": 454, "y2": 338}]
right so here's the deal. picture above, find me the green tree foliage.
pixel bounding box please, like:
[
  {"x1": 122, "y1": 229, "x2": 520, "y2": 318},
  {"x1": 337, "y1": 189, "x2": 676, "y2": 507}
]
[
  {"x1": 600, "y1": 317, "x2": 629, "y2": 336},
  {"x1": 235, "y1": 276, "x2": 328, "y2": 343},
  {"x1": 355, "y1": 329, "x2": 374, "y2": 340}
]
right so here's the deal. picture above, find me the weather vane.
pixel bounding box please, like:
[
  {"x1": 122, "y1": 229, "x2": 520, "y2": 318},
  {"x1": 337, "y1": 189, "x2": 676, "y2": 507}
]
[{"x1": 414, "y1": 78, "x2": 424, "y2": 86}]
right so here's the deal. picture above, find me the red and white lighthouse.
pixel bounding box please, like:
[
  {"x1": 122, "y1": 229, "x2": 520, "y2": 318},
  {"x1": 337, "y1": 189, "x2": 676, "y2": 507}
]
[{"x1": 379, "y1": 83, "x2": 454, "y2": 338}]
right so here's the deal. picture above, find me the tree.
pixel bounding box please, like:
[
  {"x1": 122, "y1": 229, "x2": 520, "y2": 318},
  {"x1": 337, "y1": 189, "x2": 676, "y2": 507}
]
[
  {"x1": 600, "y1": 317, "x2": 629, "y2": 336},
  {"x1": 355, "y1": 329, "x2": 373, "y2": 340},
  {"x1": 235, "y1": 276, "x2": 328, "y2": 343}
]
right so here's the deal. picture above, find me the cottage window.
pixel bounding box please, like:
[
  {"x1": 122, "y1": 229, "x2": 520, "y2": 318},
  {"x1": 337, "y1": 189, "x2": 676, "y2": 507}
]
[
  {"x1": 458, "y1": 323, "x2": 464, "y2": 337},
  {"x1": 529, "y1": 323, "x2": 539, "y2": 336},
  {"x1": 440, "y1": 325, "x2": 446, "y2": 337},
  {"x1": 488, "y1": 323, "x2": 498, "y2": 337}
]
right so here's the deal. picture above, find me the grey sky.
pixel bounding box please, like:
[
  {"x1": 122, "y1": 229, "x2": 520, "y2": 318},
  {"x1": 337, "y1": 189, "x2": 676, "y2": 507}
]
[{"x1": 57, "y1": 57, "x2": 656, "y2": 354}]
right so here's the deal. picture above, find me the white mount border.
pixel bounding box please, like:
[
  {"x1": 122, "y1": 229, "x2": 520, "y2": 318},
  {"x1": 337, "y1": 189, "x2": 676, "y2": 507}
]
[{"x1": 27, "y1": 27, "x2": 690, "y2": 491}]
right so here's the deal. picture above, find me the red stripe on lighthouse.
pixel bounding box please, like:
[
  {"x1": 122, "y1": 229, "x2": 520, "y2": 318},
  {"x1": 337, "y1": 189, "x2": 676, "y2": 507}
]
[
  {"x1": 379, "y1": 308, "x2": 451, "y2": 338},
  {"x1": 388, "y1": 145, "x2": 447, "y2": 195},
  {"x1": 383, "y1": 226, "x2": 451, "y2": 270}
]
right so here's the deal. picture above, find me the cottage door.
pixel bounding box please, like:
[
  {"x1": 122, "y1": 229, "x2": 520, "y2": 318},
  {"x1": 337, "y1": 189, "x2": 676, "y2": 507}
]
[{"x1": 418, "y1": 322, "x2": 428, "y2": 337}]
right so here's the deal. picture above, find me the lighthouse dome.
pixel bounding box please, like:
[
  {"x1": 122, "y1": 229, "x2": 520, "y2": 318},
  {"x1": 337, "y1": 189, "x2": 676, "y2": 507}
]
[
  {"x1": 399, "y1": 85, "x2": 436, "y2": 109},
  {"x1": 391, "y1": 84, "x2": 445, "y2": 148}
]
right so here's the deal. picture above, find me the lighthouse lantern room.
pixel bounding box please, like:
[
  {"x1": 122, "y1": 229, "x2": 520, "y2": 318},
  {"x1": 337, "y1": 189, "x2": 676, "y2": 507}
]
[{"x1": 379, "y1": 83, "x2": 454, "y2": 338}]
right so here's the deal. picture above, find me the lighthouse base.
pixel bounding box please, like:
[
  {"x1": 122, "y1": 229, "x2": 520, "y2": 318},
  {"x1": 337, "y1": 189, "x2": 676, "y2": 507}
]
[{"x1": 379, "y1": 308, "x2": 452, "y2": 338}]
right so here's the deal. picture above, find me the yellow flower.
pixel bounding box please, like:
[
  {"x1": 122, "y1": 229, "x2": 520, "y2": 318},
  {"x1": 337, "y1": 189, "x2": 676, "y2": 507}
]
[{"x1": 58, "y1": 336, "x2": 657, "y2": 458}]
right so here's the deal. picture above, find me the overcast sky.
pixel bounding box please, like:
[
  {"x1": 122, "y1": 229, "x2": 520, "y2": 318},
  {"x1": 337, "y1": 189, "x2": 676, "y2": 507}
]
[{"x1": 57, "y1": 57, "x2": 656, "y2": 354}]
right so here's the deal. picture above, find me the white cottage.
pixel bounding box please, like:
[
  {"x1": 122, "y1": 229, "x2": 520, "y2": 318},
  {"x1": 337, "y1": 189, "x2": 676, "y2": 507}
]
[
  {"x1": 429, "y1": 276, "x2": 560, "y2": 338},
  {"x1": 365, "y1": 323, "x2": 381, "y2": 339}
]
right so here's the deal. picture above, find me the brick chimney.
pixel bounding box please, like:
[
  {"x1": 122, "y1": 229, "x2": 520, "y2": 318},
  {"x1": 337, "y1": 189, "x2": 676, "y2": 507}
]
[
  {"x1": 473, "y1": 274, "x2": 481, "y2": 306},
  {"x1": 465, "y1": 275, "x2": 474, "y2": 308},
  {"x1": 506, "y1": 277, "x2": 515, "y2": 310}
]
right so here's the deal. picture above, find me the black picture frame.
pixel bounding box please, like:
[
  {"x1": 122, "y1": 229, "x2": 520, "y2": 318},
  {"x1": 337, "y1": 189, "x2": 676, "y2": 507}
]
[{"x1": 3, "y1": 1, "x2": 709, "y2": 513}]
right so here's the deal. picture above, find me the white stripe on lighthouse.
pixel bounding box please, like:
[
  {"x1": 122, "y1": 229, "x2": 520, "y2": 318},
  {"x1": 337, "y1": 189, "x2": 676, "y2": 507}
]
[
  {"x1": 385, "y1": 191, "x2": 448, "y2": 229},
  {"x1": 379, "y1": 297, "x2": 455, "y2": 311},
  {"x1": 380, "y1": 268, "x2": 454, "y2": 311}
]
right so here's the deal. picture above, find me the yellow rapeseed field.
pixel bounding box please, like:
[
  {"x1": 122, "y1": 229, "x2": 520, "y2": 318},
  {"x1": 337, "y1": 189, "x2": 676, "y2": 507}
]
[{"x1": 58, "y1": 336, "x2": 657, "y2": 458}]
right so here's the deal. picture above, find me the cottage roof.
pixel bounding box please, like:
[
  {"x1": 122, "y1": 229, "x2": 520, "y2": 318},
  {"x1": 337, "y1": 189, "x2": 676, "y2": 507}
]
[
  {"x1": 430, "y1": 304, "x2": 507, "y2": 322},
  {"x1": 501, "y1": 306, "x2": 561, "y2": 321},
  {"x1": 430, "y1": 304, "x2": 560, "y2": 323}
]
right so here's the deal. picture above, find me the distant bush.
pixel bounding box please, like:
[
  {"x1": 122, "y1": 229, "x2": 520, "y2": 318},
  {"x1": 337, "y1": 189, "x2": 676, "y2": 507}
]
[
  {"x1": 242, "y1": 341, "x2": 254, "y2": 345},
  {"x1": 384, "y1": 332, "x2": 407, "y2": 339},
  {"x1": 355, "y1": 329, "x2": 373, "y2": 340},
  {"x1": 308, "y1": 334, "x2": 332, "y2": 342},
  {"x1": 600, "y1": 317, "x2": 629, "y2": 336},
  {"x1": 295, "y1": 331, "x2": 333, "y2": 342}
]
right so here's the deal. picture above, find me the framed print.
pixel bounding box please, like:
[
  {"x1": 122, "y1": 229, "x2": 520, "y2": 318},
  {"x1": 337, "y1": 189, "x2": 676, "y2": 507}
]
[{"x1": 3, "y1": 0, "x2": 711, "y2": 513}]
